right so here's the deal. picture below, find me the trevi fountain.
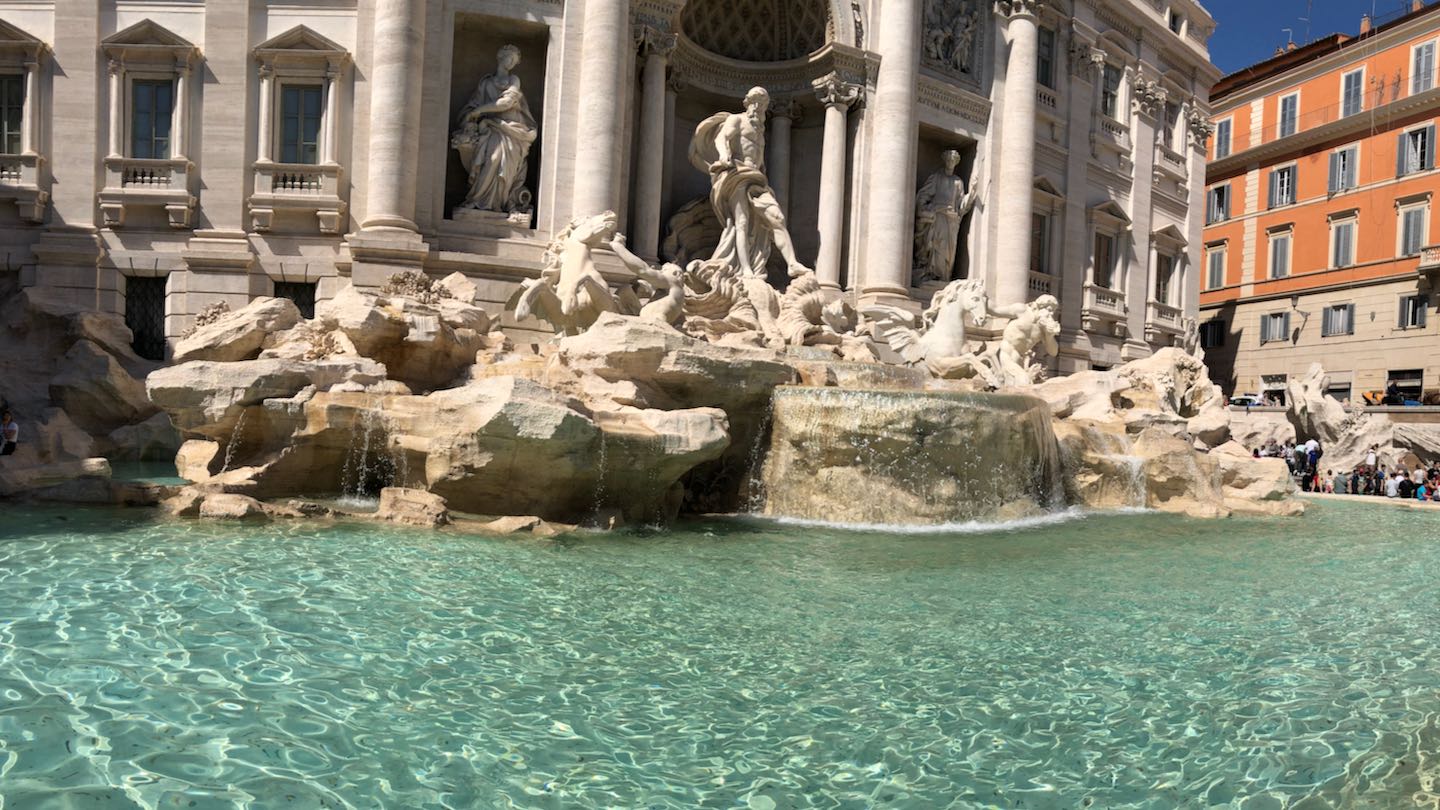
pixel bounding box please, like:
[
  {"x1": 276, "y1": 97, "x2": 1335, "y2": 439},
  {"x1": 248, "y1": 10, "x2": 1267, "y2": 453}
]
[{"x1": 3, "y1": 22, "x2": 1440, "y2": 810}]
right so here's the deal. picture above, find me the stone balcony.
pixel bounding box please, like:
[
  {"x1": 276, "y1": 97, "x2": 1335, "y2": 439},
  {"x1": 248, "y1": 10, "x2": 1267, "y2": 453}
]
[
  {"x1": 0, "y1": 153, "x2": 47, "y2": 223},
  {"x1": 249, "y1": 162, "x2": 346, "y2": 235},
  {"x1": 1081, "y1": 282, "x2": 1128, "y2": 336},
  {"x1": 1419, "y1": 245, "x2": 1440, "y2": 282},
  {"x1": 1027, "y1": 271, "x2": 1055, "y2": 298},
  {"x1": 98, "y1": 156, "x2": 196, "y2": 228},
  {"x1": 1144, "y1": 300, "x2": 1185, "y2": 345}
]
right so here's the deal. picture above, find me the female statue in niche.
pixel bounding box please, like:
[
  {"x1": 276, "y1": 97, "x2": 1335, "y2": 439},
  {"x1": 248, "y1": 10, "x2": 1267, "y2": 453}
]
[
  {"x1": 913, "y1": 149, "x2": 982, "y2": 286},
  {"x1": 451, "y1": 44, "x2": 539, "y2": 217}
]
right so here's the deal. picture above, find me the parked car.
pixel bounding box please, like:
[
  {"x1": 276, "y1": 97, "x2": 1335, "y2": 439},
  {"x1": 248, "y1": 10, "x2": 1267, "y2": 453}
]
[{"x1": 1229, "y1": 394, "x2": 1264, "y2": 407}]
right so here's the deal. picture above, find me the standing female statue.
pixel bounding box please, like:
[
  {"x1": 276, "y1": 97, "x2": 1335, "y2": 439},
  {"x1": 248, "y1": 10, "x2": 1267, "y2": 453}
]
[{"x1": 451, "y1": 45, "x2": 538, "y2": 217}]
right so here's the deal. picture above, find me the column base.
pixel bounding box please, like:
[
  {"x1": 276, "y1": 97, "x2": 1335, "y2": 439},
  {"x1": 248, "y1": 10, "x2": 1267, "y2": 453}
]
[{"x1": 345, "y1": 229, "x2": 431, "y2": 290}]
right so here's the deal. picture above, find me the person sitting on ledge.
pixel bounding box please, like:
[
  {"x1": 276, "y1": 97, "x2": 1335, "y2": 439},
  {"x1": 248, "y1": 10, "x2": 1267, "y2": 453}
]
[
  {"x1": 0, "y1": 411, "x2": 16, "y2": 457},
  {"x1": 1387, "y1": 472, "x2": 1402, "y2": 498},
  {"x1": 1330, "y1": 469, "x2": 1346, "y2": 495}
]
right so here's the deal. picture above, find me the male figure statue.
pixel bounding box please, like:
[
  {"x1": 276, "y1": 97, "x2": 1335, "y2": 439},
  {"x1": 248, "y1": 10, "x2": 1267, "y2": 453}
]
[
  {"x1": 987, "y1": 294, "x2": 1061, "y2": 387},
  {"x1": 690, "y1": 87, "x2": 811, "y2": 280},
  {"x1": 913, "y1": 149, "x2": 982, "y2": 286}
]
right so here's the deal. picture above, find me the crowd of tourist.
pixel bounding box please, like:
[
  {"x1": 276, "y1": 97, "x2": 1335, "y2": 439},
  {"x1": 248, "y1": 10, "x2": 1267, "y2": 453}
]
[{"x1": 1251, "y1": 439, "x2": 1440, "y2": 501}]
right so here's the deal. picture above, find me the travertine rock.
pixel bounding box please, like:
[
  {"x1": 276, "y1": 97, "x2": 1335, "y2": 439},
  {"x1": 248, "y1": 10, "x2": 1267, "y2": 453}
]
[
  {"x1": 173, "y1": 297, "x2": 301, "y2": 363},
  {"x1": 1286, "y1": 363, "x2": 1351, "y2": 446},
  {"x1": 106, "y1": 412, "x2": 181, "y2": 461},
  {"x1": 1131, "y1": 427, "x2": 1228, "y2": 518},
  {"x1": 198, "y1": 493, "x2": 270, "y2": 522},
  {"x1": 438, "y1": 272, "x2": 479, "y2": 304},
  {"x1": 377, "y1": 487, "x2": 451, "y2": 527},
  {"x1": 48, "y1": 339, "x2": 159, "y2": 433},
  {"x1": 1211, "y1": 445, "x2": 1304, "y2": 516}
]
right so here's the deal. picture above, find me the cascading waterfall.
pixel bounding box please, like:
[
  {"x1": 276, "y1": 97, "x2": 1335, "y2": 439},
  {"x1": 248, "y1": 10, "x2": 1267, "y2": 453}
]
[
  {"x1": 338, "y1": 397, "x2": 404, "y2": 507},
  {"x1": 757, "y1": 387, "x2": 1067, "y2": 526},
  {"x1": 589, "y1": 429, "x2": 610, "y2": 524},
  {"x1": 218, "y1": 408, "x2": 248, "y2": 476},
  {"x1": 741, "y1": 399, "x2": 775, "y2": 514}
]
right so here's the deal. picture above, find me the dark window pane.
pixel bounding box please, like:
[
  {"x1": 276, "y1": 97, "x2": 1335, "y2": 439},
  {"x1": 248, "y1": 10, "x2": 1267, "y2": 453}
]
[
  {"x1": 273, "y1": 282, "x2": 317, "y2": 319},
  {"x1": 125, "y1": 276, "x2": 168, "y2": 362}
]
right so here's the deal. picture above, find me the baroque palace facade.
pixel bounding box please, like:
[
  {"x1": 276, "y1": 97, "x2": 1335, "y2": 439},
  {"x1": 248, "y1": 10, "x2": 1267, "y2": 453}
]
[
  {"x1": 0, "y1": 0, "x2": 1215, "y2": 369},
  {"x1": 1200, "y1": 1, "x2": 1440, "y2": 404}
]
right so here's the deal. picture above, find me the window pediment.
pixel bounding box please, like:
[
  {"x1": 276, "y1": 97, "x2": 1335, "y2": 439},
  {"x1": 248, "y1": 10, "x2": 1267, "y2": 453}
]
[
  {"x1": 102, "y1": 20, "x2": 198, "y2": 67},
  {"x1": 0, "y1": 19, "x2": 47, "y2": 66},
  {"x1": 255, "y1": 25, "x2": 349, "y2": 73},
  {"x1": 1151, "y1": 223, "x2": 1186, "y2": 248},
  {"x1": 1089, "y1": 200, "x2": 1131, "y2": 228}
]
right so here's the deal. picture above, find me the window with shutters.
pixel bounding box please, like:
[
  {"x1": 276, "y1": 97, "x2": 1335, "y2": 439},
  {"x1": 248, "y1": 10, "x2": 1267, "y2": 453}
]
[
  {"x1": 1037, "y1": 27, "x2": 1056, "y2": 90},
  {"x1": 131, "y1": 78, "x2": 174, "y2": 159},
  {"x1": 0, "y1": 74, "x2": 21, "y2": 155},
  {"x1": 1206, "y1": 184, "x2": 1230, "y2": 224},
  {"x1": 1154, "y1": 253, "x2": 1175, "y2": 305},
  {"x1": 1321, "y1": 304, "x2": 1355, "y2": 337},
  {"x1": 279, "y1": 84, "x2": 323, "y2": 165},
  {"x1": 1278, "y1": 93, "x2": 1298, "y2": 138},
  {"x1": 1260, "y1": 311, "x2": 1291, "y2": 344},
  {"x1": 1330, "y1": 217, "x2": 1356, "y2": 268},
  {"x1": 1400, "y1": 294, "x2": 1429, "y2": 329},
  {"x1": 1214, "y1": 118, "x2": 1231, "y2": 158},
  {"x1": 1329, "y1": 145, "x2": 1359, "y2": 193},
  {"x1": 1269, "y1": 165, "x2": 1296, "y2": 208},
  {"x1": 1101, "y1": 63, "x2": 1122, "y2": 119},
  {"x1": 1162, "y1": 101, "x2": 1180, "y2": 150},
  {"x1": 1206, "y1": 244, "x2": 1226, "y2": 290},
  {"x1": 1400, "y1": 203, "x2": 1428, "y2": 257},
  {"x1": 1269, "y1": 230, "x2": 1291, "y2": 279},
  {"x1": 1199, "y1": 320, "x2": 1225, "y2": 348},
  {"x1": 1030, "y1": 212, "x2": 1051, "y2": 274},
  {"x1": 1415, "y1": 41, "x2": 1436, "y2": 95},
  {"x1": 1398, "y1": 125, "x2": 1435, "y2": 176},
  {"x1": 1093, "y1": 232, "x2": 1117, "y2": 289},
  {"x1": 1341, "y1": 69, "x2": 1365, "y2": 117}
]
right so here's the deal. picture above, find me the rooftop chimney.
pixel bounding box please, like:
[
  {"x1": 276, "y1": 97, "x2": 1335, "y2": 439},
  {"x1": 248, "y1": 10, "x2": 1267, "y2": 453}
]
[
  {"x1": 1287, "y1": 41, "x2": 1298, "y2": 51},
  {"x1": 1415, "y1": 0, "x2": 1425, "y2": 14},
  {"x1": 1360, "y1": 14, "x2": 1372, "y2": 35}
]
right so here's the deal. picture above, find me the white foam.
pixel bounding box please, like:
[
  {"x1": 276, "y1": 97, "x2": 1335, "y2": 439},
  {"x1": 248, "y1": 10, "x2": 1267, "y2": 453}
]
[{"x1": 740, "y1": 507, "x2": 1097, "y2": 535}]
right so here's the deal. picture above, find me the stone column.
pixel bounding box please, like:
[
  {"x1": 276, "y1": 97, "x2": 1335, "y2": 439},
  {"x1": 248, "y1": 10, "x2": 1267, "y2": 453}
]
[
  {"x1": 21, "y1": 57, "x2": 38, "y2": 155},
  {"x1": 322, "y1": 61, "x2": 341, "y2": 165},
  {"x1": 813, "y1": 73, "x2": 860, "y2": 292},
  {"x1": 859, "y1": 0, "x2": 922, "y2": 301},
  {"x1": 768, "y1": 98, "x2": 799, "y2": 216},
  {"x1": 992, "y1": 0, "x2": 1043, "y2": 309},
  {"x1": 172, "y1": 59, "x2": 190, "y2": 159},
  {"x1": 256, "y1": 64, "x2": 273, "y2": 162},
  {"x1": 631, "y1": 25, "x2": 675, "y2": 260},
  {"x1": 361, "y1": 0, "x2": 425, "y2": 232},
  {"x1": 108, "y1": 59, "x2": 123, "y2": 158},
  {"x1": 660, "y1": 73, "x2": 683, "y2": 235},
  {"x1": 572, "y1": 0, "x2": 631, "y2": 217}
]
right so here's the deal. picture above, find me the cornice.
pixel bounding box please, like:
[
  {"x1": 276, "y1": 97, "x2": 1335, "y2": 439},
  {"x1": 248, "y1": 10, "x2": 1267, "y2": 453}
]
[
  {"x1": 671, "y1": 36, "x2": 874, "y2": 100},
  {"x1": 917, "y1": 73, "x2": 992, "y2": 125}
]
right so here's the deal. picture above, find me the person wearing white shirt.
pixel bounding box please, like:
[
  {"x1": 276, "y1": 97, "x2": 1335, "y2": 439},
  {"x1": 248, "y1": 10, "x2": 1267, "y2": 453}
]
[{"x1": 1387, "y1": 474, "x2": 1402, "y2": 498}]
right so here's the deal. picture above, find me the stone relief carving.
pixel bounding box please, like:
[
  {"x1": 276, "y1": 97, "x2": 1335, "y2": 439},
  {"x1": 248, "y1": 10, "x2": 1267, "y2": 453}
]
[
  {"x1": 634, "y1": 23, "x2": 677, "y2": 59},
  {"x1": 1186, "y1": 104, "x2": 1215, "y2": 148},
  {"x1": 923, "y1": 0, "x2": 982, "y2": 78},
  {"x1": 813, "y1": 71, "x2": 862, "y2": 109},
  {"x1": 451, "y1": 45, "x2": 538, "y2": 224},
  {"x1": 912, "y1": 149, "x2": 983, "y2": 286},
  {"x1": 689, "y1": 86, "x2": 811, "y2": 279},
  {"x1": 1068, "y1": 41, "x2": 1106, "y2": 77},
  {"x1": 1131, "y1": 76, "x2": 1167, "y2": 117}
]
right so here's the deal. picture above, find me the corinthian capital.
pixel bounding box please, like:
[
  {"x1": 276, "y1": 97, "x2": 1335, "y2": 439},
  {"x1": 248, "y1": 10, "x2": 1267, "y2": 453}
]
[
  {"x1": 995, "y1": 0, "x2": 1044, "y2": 18},
  {"x1": 813, "y1": 72, "x2": 862, "y2": 109},
  {"x1": 634, "y1": 24, "x2": 677, "y2": 58}
]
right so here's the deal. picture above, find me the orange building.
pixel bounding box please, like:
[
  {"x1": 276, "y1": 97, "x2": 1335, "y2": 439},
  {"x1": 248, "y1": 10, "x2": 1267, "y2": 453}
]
[{"x1": 1199, "y1": 0, "x2": 1440, "y2": 405}]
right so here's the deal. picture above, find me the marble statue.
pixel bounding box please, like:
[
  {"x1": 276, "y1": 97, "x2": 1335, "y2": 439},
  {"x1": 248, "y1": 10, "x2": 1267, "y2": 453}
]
[
  {"x1": 1181, "y1": 316, "x2": 1204, "y2": 362},
  {"x1": 510, "y1": 212, "x2": 635, "y2": 335},
  {"x1": 690, "y1": 87, "x2": 812, "y2": 280},
  {"x1": 865, "y1": 278, "x2": 991, "y2": 378},
  {"x1": 984, "y1": 295, "x2": 1062, "y2": 387},
  {"x1": 913, "y1": 150, "x2": 982, "y2": 286},
  {"x1": 638, "y1": 263, "x2": 688, "y2": 328},
  {"x1": 452, "y1": 45, "x2": 538, "y2": 219}
]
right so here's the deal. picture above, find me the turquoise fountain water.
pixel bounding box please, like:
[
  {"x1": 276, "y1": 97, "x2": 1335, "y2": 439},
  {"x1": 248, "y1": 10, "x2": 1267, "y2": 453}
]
[{"x1": 2, "y1": 501, "x2": 1439, "y2": 807}]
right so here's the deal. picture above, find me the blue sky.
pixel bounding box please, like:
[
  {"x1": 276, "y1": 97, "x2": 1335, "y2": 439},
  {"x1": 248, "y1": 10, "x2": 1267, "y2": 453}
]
[{"x1": 1204, "y1": 0, "x2": 1424, "y2": 75}]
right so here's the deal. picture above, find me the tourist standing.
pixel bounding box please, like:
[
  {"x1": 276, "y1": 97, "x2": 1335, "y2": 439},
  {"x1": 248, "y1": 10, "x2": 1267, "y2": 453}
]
[{"x1": 0, "y1": 411, "x2": 16, "y2": 456}]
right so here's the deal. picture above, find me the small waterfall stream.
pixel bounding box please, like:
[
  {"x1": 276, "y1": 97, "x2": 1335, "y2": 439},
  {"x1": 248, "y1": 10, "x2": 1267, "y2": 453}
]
[{"x1": 218, "y1": 409, "x2": 248, "y2": 476}]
